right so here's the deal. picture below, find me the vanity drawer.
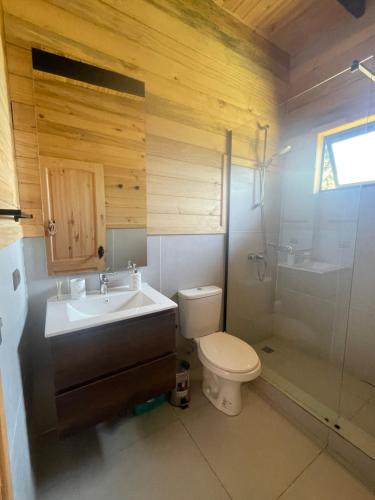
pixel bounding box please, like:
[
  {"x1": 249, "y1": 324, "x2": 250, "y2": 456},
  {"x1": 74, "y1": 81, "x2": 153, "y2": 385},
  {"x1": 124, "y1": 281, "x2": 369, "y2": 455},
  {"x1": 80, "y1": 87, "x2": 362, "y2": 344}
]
[
  {"x1": 50, "y1": 309, "x2": 176, "y2": 392},
  {"x1": 55, "y1": 353, "x2": 176, "y2": 435}
]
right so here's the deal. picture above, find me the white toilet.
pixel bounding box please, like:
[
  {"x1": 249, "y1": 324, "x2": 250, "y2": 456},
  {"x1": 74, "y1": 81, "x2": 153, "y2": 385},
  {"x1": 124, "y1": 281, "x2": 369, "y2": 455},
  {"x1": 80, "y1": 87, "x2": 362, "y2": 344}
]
[{"x1": 178, "y1": 286, "x2": 261, "y2": 416}]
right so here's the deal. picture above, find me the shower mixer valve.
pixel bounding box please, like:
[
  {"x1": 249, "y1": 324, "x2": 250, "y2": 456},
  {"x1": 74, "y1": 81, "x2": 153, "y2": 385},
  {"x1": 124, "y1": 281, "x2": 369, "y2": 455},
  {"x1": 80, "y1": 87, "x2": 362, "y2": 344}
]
[{"x1": 248, "y1": 253, "x2": 265, "y2": 261}]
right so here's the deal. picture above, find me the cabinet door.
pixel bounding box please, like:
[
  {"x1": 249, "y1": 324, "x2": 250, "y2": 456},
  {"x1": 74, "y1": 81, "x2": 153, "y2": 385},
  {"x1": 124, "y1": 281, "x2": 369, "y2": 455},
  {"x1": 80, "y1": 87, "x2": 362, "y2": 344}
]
[
  {"x1": 40, "y1": 156, "x2": 106, "y2": 274},
  {"x1": 55, "y1": 354, "x2": 176, "y2": 435},
  {"x1": 50, "y1": 309, "x2": 176, "y2": 392}
]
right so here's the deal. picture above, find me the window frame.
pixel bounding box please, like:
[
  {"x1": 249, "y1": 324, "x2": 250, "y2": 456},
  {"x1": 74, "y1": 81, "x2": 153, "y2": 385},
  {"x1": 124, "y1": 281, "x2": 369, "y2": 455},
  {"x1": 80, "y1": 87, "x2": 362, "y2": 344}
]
[{"x1": 315, "y1": 115, "x2": 375, "y2": 193}]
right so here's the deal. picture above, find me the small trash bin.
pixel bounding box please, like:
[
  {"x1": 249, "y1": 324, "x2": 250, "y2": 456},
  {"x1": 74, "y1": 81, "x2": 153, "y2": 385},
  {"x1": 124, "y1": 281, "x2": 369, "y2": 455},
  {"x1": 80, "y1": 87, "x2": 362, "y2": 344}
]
[{"x1": 169, "y1": 360, "x2": 190, "y2": 409}]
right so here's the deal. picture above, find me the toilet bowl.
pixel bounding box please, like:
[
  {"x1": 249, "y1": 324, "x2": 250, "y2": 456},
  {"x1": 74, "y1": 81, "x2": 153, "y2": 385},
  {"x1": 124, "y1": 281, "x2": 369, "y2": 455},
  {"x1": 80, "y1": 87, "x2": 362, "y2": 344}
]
[
  {"x1": 197, "y1": 331, "x2": 261, "y2": 415},
  {"x1": 178, "y1": 286, "x2": 261, "y2": 416}
]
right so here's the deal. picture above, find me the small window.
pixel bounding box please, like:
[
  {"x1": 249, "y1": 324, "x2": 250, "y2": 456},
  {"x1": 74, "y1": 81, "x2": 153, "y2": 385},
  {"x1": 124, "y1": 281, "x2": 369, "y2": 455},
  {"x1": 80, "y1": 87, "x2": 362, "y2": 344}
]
[{"x1": 319, "y1": 120, "x2": 375, "y2": 191}]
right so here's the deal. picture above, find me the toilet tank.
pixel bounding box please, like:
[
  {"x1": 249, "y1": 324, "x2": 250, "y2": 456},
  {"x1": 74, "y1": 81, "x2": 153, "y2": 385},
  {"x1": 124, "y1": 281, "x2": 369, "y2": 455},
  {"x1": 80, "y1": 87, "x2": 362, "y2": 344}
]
[{"x1": 178, "y1": 286, "x2": 222, "y2": 339}]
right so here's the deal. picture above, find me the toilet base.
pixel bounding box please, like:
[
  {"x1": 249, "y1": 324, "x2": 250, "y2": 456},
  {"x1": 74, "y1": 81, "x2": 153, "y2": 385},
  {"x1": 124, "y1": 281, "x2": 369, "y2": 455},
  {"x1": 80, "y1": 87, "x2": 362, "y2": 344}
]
[{"x1": 202, "y1": 367, "x2": 242, "y2": 416}]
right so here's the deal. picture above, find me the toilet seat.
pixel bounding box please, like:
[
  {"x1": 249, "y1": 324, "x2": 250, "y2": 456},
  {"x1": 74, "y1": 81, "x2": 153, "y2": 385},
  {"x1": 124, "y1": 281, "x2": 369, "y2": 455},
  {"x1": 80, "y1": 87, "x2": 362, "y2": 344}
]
[{"x1": 198, "y1": 331, "x2": 261, "y2": 375}]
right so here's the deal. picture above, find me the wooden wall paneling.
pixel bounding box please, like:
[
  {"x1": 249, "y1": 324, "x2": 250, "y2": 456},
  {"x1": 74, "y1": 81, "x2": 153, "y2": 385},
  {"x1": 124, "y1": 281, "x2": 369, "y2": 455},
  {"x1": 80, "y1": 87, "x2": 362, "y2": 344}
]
[
  {"x1": 0, "y1": 220, "x2": 22, "y2": 249},
  {"x1": 121, "y1": 0, "x2": 288, "y2": 81},
  {"x1": 5, "y1": 42, "x2": 43, "y2": 236},
  {"x1": 8, "y1": 73, "x2": 33, "y2": 104},
  {"x1": 0, "y1": 0, "x2": 22, "y2": 248},
  {"x1": 214, "y1": 0, "x2": 375, "y2": 129},
  {"x1": 3, "y1": 0, "x2": 288, "y2": 235},
  {"x1": 9, "y1": 5, "x2": 285, "y2": 123},
  {"x1": 288, "y1": 1, "x2": 375, "y2": 98},
  {"x1": 33, "y1": 69, "x2": 147, "y2": 230},
  {"x1": 146, "y1": 135, "x2": 225, "y2": 233},
  {"x1": 1, "y1": 6, "x2": 285, "y2": 118},
  {"x1": 214, "y1": 0, "x2": 369, "y2": 63},
  {"x1": 147, "y1": 195, "x2": 221, "y2": 217},
  {"x1": 7, "y1": 41, "x2": 148, "y2": 236},
  {"x1": 286, "y1": 71, "x2": 375, "y2": 141},
  {"x1": 13, "y1": 0, "x2": 286, "y2": 106}
]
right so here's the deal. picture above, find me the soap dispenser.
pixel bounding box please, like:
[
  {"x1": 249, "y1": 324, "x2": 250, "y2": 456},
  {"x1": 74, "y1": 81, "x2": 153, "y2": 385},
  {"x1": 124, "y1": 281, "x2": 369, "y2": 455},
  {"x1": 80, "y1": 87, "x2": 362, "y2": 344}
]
[{"x1": 129, "y1": 262, "x2": 141, "y2": 290}]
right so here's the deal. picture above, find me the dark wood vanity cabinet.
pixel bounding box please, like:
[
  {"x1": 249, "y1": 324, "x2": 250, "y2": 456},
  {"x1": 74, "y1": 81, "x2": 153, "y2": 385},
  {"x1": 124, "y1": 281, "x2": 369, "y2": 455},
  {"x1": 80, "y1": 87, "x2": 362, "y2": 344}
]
[{"x1": 49, "y1": 309, "x2": 176, "y2": 435}]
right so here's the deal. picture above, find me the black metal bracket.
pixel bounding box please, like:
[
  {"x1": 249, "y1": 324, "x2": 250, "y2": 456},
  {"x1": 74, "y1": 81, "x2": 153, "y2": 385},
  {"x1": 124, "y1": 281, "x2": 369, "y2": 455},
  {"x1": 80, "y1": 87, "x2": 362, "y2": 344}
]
[
  {"x1": 0, "y1": 209, "x2": 33, "y2": 222},
  {"x1": 337, "y1": 0, "x2": 366, "y2": 18}
]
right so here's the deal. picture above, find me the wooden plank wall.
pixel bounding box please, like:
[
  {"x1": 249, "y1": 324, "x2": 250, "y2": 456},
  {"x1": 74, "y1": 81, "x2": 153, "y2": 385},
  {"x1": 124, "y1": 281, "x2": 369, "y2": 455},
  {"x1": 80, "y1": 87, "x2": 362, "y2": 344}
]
[
  {"x1": 34, "y1": 71, "x2": 147, "y2": 229},
  {"x1": 3, "y1": 0, "x2": 288, "y2": 236},
  {"x1": 7, "y1": 48, "x2": 147, "y2": 236},
  {"x1": 289, "y1": 0, "x2": 375, "y2": 99},
  {"x1": 0, "y1": 0, "x2": 22, "y2": 248},
  {"x1": 285, "y1": 4, "x2": 375, "y2": 158}
]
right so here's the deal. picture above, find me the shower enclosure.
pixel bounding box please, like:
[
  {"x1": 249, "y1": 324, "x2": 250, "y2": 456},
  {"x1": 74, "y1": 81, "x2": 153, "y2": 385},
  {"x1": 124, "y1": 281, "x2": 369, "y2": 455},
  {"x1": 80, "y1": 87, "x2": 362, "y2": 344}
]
[{"x1": 227, "y1": 57, "x2": 375, "y2": 460}]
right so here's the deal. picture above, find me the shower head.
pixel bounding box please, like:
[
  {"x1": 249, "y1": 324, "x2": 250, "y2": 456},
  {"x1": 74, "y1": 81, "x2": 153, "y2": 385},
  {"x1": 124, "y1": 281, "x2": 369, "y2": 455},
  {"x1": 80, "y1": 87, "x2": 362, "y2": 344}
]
[
  {"x1": 278, "y1": 145, "x2": 292, "y2": 156},
  {"x1": 264, "y1": 145, "x2": 292, "y2": 167}
]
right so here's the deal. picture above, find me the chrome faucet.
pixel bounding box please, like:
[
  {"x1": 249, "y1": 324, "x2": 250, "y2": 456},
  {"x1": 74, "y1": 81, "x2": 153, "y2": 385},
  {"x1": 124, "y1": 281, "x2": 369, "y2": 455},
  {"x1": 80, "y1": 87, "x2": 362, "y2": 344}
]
[
  {"x1": 127, "y1": 260, "x2": 136, "y2": 271},
  {"x1": 99, "y1": 273, "x2": 111, "y2": 295}
]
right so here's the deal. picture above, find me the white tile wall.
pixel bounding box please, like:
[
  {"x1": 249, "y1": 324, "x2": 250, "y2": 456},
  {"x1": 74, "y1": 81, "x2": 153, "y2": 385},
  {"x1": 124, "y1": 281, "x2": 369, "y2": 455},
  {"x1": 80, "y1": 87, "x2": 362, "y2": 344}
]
[
  {"x1": 226, "y1": 164, "x2": 282, "y2": 344},
  {"x1": 0, "y1": 240, "x2": 35, "y2": 500}
]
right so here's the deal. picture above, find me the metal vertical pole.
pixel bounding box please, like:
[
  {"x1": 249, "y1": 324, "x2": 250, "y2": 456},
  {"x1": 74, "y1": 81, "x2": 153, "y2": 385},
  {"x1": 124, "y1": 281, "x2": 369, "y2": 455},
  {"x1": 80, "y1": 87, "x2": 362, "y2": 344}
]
[{"x1": 223, "y1": 129, "x2": 232, "y2": 332}]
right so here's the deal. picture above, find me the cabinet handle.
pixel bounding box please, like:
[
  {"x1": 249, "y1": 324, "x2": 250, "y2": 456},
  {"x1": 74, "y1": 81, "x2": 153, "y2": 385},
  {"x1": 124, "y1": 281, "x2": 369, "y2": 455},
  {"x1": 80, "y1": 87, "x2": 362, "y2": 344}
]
[
  {"x1": 98, "y1": 246, "x2": 105, "y2": 259},
  {"x1": 48, "y1": 219, "x2": 57, "y2": 236}
]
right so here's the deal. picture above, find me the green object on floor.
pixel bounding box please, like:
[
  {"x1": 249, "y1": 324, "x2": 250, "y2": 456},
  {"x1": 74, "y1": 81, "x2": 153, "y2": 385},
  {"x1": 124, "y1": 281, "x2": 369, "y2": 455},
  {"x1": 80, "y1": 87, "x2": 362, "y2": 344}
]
[{"x1": 133, "y1": 394, "x2": 167, "y2": 416}]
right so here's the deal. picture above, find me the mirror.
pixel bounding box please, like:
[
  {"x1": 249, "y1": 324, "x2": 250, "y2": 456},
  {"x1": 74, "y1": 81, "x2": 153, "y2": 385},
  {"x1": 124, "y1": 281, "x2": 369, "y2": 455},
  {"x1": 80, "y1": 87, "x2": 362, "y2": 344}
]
[
  {"x1": 106, "y1": 229, "x2": 147, "y2": 271},
  {"x1": 30, "y1": 49, "x2": 147, "y2": 275}
]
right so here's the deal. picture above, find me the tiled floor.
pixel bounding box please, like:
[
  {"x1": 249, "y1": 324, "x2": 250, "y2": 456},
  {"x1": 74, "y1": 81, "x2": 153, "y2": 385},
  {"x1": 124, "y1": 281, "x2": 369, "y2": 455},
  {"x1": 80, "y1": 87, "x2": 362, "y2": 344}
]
[
  {"x1": 34, "y1": 371, "x2": 374, "y2": 500},
  {"x1": 255, "y1": 336, "x2": 375, "y2": 444}
]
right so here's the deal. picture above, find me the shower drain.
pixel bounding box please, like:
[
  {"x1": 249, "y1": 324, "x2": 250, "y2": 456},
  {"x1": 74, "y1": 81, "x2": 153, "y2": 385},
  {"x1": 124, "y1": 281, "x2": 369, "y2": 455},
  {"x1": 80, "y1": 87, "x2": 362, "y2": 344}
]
[{"x1": 261, "y1": 346, "x2": 274, "y2": 354}]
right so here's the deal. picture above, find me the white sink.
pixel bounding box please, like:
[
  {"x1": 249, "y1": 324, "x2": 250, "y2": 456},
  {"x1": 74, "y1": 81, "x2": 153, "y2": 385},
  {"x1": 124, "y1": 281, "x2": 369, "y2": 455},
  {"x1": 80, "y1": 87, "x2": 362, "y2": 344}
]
[
  {"x1": 45, "y1": 284, "x2": 177, "y2": 337},
  {"x1": 66, "y1": 291, "x2": 154, "y2": 321}
]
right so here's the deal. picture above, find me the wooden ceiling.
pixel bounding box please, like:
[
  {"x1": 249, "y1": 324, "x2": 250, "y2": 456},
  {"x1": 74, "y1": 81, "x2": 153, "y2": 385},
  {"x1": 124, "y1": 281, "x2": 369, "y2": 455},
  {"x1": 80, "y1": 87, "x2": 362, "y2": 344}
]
[{"x1": 213, "y1": 0, "x2": 356, "y2": 56}]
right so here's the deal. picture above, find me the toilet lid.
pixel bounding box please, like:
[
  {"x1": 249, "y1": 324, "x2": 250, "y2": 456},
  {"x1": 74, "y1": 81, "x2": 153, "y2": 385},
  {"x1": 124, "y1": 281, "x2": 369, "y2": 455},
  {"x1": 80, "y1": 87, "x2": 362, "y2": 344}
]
[{"x1": 199, "y1": 332, "x2": 260, "y2": 373}]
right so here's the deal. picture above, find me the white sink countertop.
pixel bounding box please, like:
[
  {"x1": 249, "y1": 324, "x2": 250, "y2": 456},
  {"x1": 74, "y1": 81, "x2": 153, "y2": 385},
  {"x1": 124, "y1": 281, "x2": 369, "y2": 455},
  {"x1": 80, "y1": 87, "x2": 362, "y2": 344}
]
[{"x1": 45, "y1": 283, "x2": 177, "y2": 338}]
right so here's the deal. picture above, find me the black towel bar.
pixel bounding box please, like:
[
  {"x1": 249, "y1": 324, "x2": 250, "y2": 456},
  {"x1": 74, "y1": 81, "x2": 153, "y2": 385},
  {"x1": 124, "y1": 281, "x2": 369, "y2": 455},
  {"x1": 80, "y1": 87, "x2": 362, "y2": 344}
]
[{"x1": 0, "y1": 209, "x2": 33, "y2": 222}]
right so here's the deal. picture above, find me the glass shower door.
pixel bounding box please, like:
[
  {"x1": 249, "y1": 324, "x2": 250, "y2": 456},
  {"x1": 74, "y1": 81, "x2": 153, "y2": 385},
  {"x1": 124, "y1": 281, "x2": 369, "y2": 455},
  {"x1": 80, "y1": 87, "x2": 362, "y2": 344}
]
[
  {"x1": 268, "y1": 183, "x2": 361, "y2": 425},
  {"x1": 227, "y1": 66, "x2": 373, "y2": 434},
  {"x1": 336, "y1": 57, "x2": 375, "y2": 459}
]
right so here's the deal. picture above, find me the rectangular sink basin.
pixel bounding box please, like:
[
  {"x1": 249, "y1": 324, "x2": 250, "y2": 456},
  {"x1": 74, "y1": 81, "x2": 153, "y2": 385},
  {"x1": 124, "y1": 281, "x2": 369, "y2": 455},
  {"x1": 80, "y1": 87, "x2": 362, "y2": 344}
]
[{"x1": 45, "y1": 283, "x2": 177, "y2": 337}]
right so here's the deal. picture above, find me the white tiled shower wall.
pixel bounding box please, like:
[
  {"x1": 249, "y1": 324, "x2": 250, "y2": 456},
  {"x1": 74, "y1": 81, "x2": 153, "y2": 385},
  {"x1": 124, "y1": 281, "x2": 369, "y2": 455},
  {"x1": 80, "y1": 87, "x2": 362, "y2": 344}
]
[
  {"x1": 346, "y1": 185, "x2": 375, "y2": 387},
  {"x1": 227, "y1": 164, "x2": 282, "y2": 344}
]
